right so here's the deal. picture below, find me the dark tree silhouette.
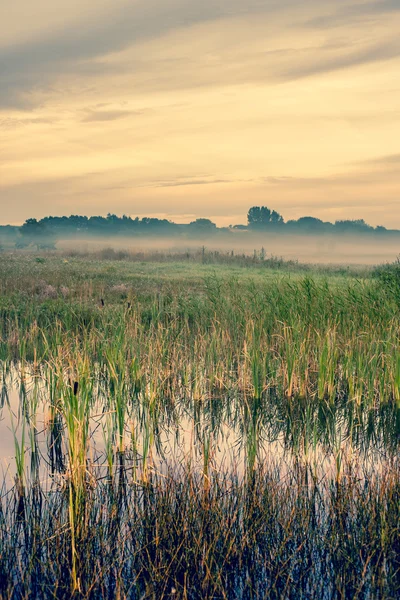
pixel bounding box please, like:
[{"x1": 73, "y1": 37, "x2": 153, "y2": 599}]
[
  {"x1": 247, "y1": 206, "x2": 284, "y2": 228},
  {"x1": 334, "y1": 219, "x2": 372, "y2": 232},
  {"x1": 189, "y1": 218, "x2": 217, "y2": 229},
  {"x1": 12, "y1": 209, "x2": 399, "y2": 247},
  {"x1": 286, "y1": 216, "x2": 328, "y2": 232},
  {"x1": 19, "y1": 218, "x2": 56, "y2": 249}
]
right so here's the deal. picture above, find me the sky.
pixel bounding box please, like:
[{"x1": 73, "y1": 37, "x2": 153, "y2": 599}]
[{"x1": 1, "y1": 0, "x2": 400, "y2": 227}]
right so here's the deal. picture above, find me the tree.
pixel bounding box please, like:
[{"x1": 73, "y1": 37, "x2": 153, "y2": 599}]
[
  {"x1": 270, "y1": 210, "x2": 284, "y2": 224},
  {"x1": 334, "y1": 219, "x2": 372, "y2": 233},
  {"x1": 19, "y1": 218, "x2": 56, "y2": 249},
  {"x1": 289, "y1": 216, "x2": 326, "y2": 232},
  {"x1": 247, "y1": 206, "x2": 284, "y2": 228},
  {"x1": 247, "y1": 207, "x2": 262, "y2": 225},
  {"x1": 20, "y1": 218, "x2": 43, "y2": 235},
  {"x1": 188, "y1": 218, "x2": 217, "y2": 229},
  {"x1": 232, "y1": 224, "x2": 247, "y2": 230},
  {"x1": 187, "y1": 218, "x2": 217, "y2": 237}
]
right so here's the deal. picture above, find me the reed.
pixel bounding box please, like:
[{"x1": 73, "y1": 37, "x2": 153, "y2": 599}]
[{"x1": 0, "y1": 251, "x2": 399, "y2": 598}]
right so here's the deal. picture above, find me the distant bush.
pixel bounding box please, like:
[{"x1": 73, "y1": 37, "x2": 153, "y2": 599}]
[{"x1": 99, "y1": 247, "x2": 130, "y2": 260}]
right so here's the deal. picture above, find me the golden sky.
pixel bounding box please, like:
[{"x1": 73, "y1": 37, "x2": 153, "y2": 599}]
[{"x1": 1, "y1": 0, "x2": 400, "y2": 227}]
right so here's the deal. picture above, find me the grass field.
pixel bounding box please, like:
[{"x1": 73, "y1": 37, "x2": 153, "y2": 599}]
[{"x1": 0, "y1": 249, "x2": 399, "y2": 599}]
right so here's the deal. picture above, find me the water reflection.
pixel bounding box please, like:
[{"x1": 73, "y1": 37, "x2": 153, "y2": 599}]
[{"x1": 0, "y1": 363, "x2": 399, "y2": 489}]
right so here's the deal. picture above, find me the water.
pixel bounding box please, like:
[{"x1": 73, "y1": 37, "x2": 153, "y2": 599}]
[
  {"x1": 1, "y1": 362, "x2": 400, "y2": 598},
  {"x1": 1, "y1": 363, "x2": 398, "y2": 490}
]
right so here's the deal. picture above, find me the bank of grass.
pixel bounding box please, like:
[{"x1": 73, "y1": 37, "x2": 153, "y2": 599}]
[
  {"x1": 0, "y1": 248, "x2": 371, "y2": 296},
  {"x1": 0, "y1": 250, "x2": 399, "y2": 599}
]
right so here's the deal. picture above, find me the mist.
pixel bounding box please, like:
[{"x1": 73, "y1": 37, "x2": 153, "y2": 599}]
[
  {"x1": 4, "y1": 208, "x2": 400, "y2": 266},
  {"x1": 53, "y1": 232, "x2": 399, "y2": 266}
]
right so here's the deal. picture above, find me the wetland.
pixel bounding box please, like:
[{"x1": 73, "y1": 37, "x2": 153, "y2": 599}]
[{"x1": 0, "y1": 250, "x2": 399, "y2": 599}]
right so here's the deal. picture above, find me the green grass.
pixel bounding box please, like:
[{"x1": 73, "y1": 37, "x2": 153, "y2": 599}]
[
  {"x1": 0, "y1": 250, "x2": 399, "y2": 599},
  {"x1": 0, "y1": 249, "x2": 372, "y2": 297}
]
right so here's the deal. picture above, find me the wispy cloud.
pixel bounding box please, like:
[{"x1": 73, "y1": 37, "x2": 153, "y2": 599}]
[
  {"x1": 154, "y1": 178, "x2": 233, "y2": 188},
  {"x1": 0, "y1": 0, "x2": 275, "y2": 108},
  {"x1": 262, "y1": 166, "x2": 400, "y2": 188},
  {"x1": 280, "y1": 38, "x2": 400, "y2": 80},
  {"x1": 0, "y1": 116, "x2": 54, "y2": 129},
  {"x1": 353, "y1": 153, "x2": 400, "y2": 166},
  {"x1": 4, "y1": 1, "x2": 398, "y2": 107},
  {"x1": 81, "y1": 109, "x2": 143, "y2": 123},
  {"x1": 304, "y1": 0, "x2": 400, "y2": 28}
]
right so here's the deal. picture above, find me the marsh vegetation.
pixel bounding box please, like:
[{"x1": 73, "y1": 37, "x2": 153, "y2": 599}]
[{"x1": 0, "y1": 251, "x2": 399, "y2": 599}]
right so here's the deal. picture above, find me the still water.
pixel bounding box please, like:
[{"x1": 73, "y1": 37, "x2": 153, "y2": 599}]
[{"x1": 1, "y1": 363, "x2": 399, "y2": 489}]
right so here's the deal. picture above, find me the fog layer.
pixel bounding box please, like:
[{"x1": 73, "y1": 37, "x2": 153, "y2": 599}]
[{"x1": 57, "y1": 234, "x2": 400, "y2": 266}]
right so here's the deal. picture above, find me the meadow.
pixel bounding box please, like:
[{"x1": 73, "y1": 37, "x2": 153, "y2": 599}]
[{"x1": 0, "y1": 249, "x2": 399, "y2": 599}]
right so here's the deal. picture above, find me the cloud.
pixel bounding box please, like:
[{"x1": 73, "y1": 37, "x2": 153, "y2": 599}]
[
  {"x1": 353, "y1": 153, "x2": 400, "y2": 166},
  {"x1": 261, "y1": 165, "x2": 400, "y2": 188},
  {"x1": 0, "y1": 0, "x2": 279, "y2": 108},
  {"x1": 4, "y1": 0, "x2": 393, "y2": 108},
  {"x1": 0, "y1": 116, "x2": 54, "y2": 128},
  {"x1": 154, "y1": 178, "x2": 234, "y2": 188},
  {"x1": 1, "y1": 164, "x2": 400, "y2": 229},
  {"x1": 81, "y1": 109, "x2": 143, "y2": 122},
  {"x1": 1, "y1": 0, "x2": 400, "y2": 232},
  {"x1": 304, "y1": 0, "x2": 400, "y2": 28},
  {"x1": 279, "y1": 38, "x2": 400, "y2": 80}
]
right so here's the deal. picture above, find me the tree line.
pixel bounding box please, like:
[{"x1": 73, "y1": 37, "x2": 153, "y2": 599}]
[{"x1": 3, "y1": 206, "x2": 397, "y2": 249}]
